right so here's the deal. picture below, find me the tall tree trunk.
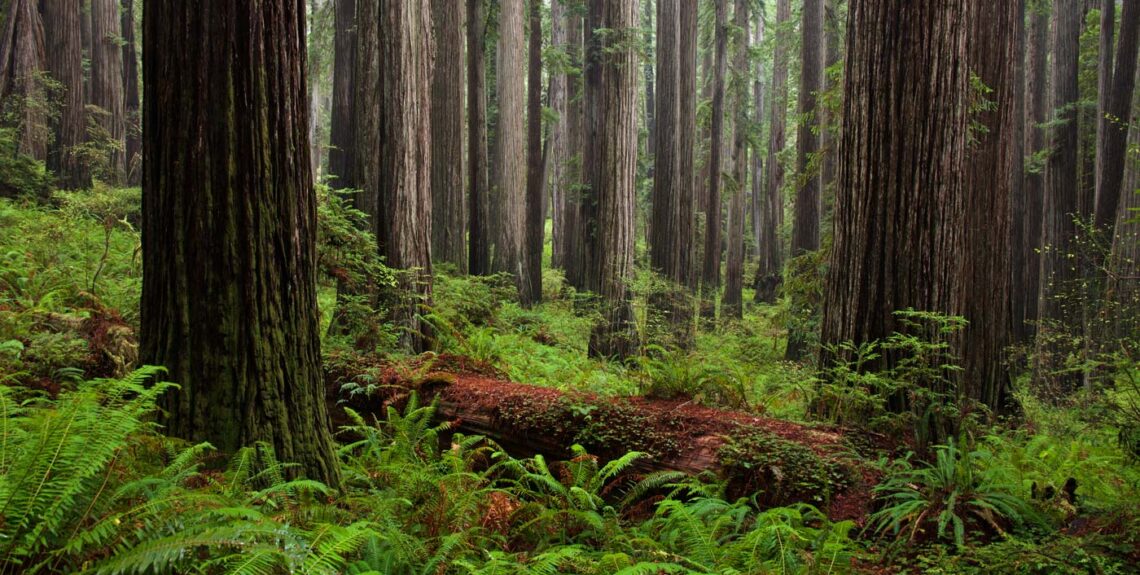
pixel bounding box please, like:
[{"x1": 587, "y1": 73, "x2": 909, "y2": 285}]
[
  {"x1": 679, "y1": 0, "x2": 698, "y2": 292},
  {"x1": 549, "y1": 0, "x2": 568, "y2": 270},
  {"x1": 821, "y1": 0, "x2": 843, "y2": 223},
  {"x1": 431, "y1": 0, "x2": 467, "y2": 272},
  {"x1": 750, "y1": 8, "x2": 765, "y2": 264},
  {"x1": 492, "y1": 0, "x2": 526, "y2": 291},
  {"x1": 1111, "y1": 73, "x2": 1140, "y2": 336},
  {"x1": 522, "y1": 0, "x2": 544, "y2": 305},
  {"x1": 354, "y1": 0, "x2": 381, "y2": 223},
  {"x1": 754, "y1": 0, "x2": 790, "y2": 303},
  {"x1": 468, "y1": 0, "x2": 491, "y2": 275},
  {"x1": 1016, "y1": 3, "x2": 1050, "y2": 341},
  {"x1": 643, "y1": 0, "x2": 655, "y2": 164},
  {"x1": 141, "y1": 0, "x2": 340, "y2": 487},
  {"x1": 41, "y1": 0, "x2": 89, "y2": 189},
  {"x1": 700, "y1": 0, "x2": 727, "y2": 321},
  {"x1": 1094, "y1": 0, "x2": 1140, "y2": 238},
  {"x1": 586, "y1": 0, "x2": 640, "y2": 359},
  {"x1": 793, "y1": 0, "x2": 823, "y2": 257},
  {"x1": 722, "y1": 0, "x2": 748, "y2": 320},
  {"x1": 1036, "y1": 0, "x2": 1084, "y2": 391},
  {"x1": 307, "y1": 0, "x2": 325, "y2": 180},
  {"x1": 90, "y1": 0, "x2": 125, "y2": 182},
  {"x1": 120, "y1": 0, "x2": 140, "y2": 184},
  {"x1": 786, "y1": 0, "x2": 825, "y2": 361},
  {"x1": 378, "y1": 0, "x2": 435, "y2": 352},
  {"x1": 0, "y1": 0, "x2": 46, "y2": 162},
  {"x1": 1095, "y1": 0, "x2": 1114, "y2": 190},
  {"x1": 328, "y1": 0, "x2": 357, "y2": 189},
  {"x1": 564, "y1": 7, "x2": 587, "y2": 290}
]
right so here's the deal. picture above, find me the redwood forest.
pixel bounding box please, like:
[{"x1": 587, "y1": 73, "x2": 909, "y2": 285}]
[{"x1": 2, "y1": 0, "x2": 1140, "y2": 573}]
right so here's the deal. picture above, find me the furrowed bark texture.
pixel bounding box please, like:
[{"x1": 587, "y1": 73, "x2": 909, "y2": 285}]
[
  {"x1": 468, "y1": 0, "x2": 491, "y2": 276},
  {"x1": 522, "y1": 0, "x2": 544, "y2": 305},
  {"x1": 754, "y1": 0, "x2": 790, "y2": 303},
  {"x1": 549, "y1": 0, "x2": 568, "y2": 269},
  {"x1": 121, "y1": 0, "x2": 141, "y2": 184},
  {"x1": 701, "y1": 0, "x2": 727, "y2": 306},
  {"x1": 431, "y1": 0, "x2": 467, "y2": 272},
  {"x1": 492, "y1": 0, "x2": 527, "y2": 291},
  {"x1": 1094, "y1": 0, "x2": 1140, "y2": 238},
  {"x1": 90, "y1": 0, "x2": 125, "y2": 181},
  {"x1": 562, "y1": 7, "x2": 587, "y2": 289},
  {"x1": 722, "y1": 0, "x2": 748, "y2": 320},
  {"x1": 1015, "y1": 4, "x2": 1050, "y2": 340},
  {"x1": 42, "y1": 0, "x2": 89, "y2": 189},
  {"x1": 328, "y1": 0, "x2": 357, "y2": 189},
  {"x1": 141, "y1": 0, "x2": 340, "y2": 487},
  {"x1": 793, "y1": 0, "x2": 823, "y2": 257},
  {"x1": 0, "y1": 0, "x2": 46, "y2": 161},
  {"x1": 586, "y1": 0, "x2": 640, "y2": 359}
]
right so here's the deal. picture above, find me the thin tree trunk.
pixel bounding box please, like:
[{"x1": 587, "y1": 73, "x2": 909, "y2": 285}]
[
  {"x1": 1036, "y1": 0, "x2": 1083, "y2": 391},
  {"x1": 431, "y1": 0, "x2": 467, "y2": 271},
  {"x1": 564, "y1": 7, "x2": 587, "y2": 290},
  {"x1": 750, "y1": 10, "x2": 764, "y2": 264},
  {"x1": 492, "y1": 0, "x2": 526, "y2": 292},
  {"x1": 722, "y1": 0, "x2": 748, "y2": 320},
  {"x1": 549, "y1": 0, "x2": 568, "y2": 270},
  {"x1": 679, "y1": 0, "x2": 698, "y2": 292},
  {"x1": 522, "y1": 0, "x2": 544, "y2": 305},
  {"x1": 586, "y1": 0, "x2": 640, "y2": 360},
  {"x1": 41, "y1": 0, "x2": 89, "y2": 189},
  {"x1": 468, "y1": 0, "x2": 491, "y2": 275},
  {"x1": 307, "y1": 0, "x2": 325, "y2": 180},
  {"x1": 328, "y1": 0, "x2": 357, "y2": 189},
  {"x1": 142, "y1": 0, "x2": 340, "y2": 487},
  {"x1": 121, "y1": 0, "x2": 141, "y2": 185},
  {"x1": 700, "y1": 0, "x2": 727, "y2": 322},
  {"x1": 754, "y1": 0, "x2": 790, "y2": 303},
  {"x1": 90, "y1": 0, "x2": 125, "y2": 182}
]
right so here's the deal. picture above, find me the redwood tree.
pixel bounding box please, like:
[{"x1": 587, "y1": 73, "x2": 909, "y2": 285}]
[
  {"x1": 1015, "y1": 1, "x2": 1050, "y2": 340},
  {"x1": 722, "y1": 0, "x2": 749, "y2": 319},
  {"x1": 754, "y1": 0, "x2": 791, "y2": 303},
  {"x1": 586, "y1": 0, "x2": 640, "y2": 359},
  {"x1": 42, "y1": 0, "x2": 90, "y2": 189},
  {"x1": 0, "y1": 0, "x2": 46, "y2": 161},
  {"x1": 522, "y1": 0, "x2": 544, "y2": 305},
  {"x1": 793, "y1": 0, "x2": 823, "y2": 257},
  {"x1": 468, "y1": 0, "x2": 491, "y2": 275},
  {"x1": 493, "y1": 0, "x2": 527, "y2": 293},
  {"x1": 431, "y1": 0, "x2": 466, "y2": 271},
  {"x1": 141, "y1": 0, "x2": 340, "y2": 486},
  {"x1": 90, "y1": 0, "x2": 125, "y2": 182},
  {"x1": 700, "y1": 0, "x2": 727, "y2": 320},
  {"x1": 121, "y1": 0, "x2": 141, "y2": 184}
]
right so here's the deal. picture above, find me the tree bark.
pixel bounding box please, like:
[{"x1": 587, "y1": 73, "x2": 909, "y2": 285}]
[
  {"x1": 562, "y1": 7, "x2": 587, "y2": 290},
  {"x1": 679, "y1": 0, "x2": 698, "y2": 292},
  {"x1": 328, "y1": 0, "x2": 357, "y2": 190},
  {"x1": 492, "y1": 0, "x2": 526, "y2": 292},
  {"x1": 549, "y1": 0, "x2": 569, "y2": 270},
  {"x1": 722, "y1": 0, "x2": 748, "y2": 320},
  {"x1": 586, "y1": 0, "x2": 640, "y2": 359},
  {"x1": 90, "y1": 0, "x2": 125, "y2": 182},
  {"x1": 307, "y1": 0, "x2": 325, "y2": 180},
  {"x1": 820, "y1": 0, "x2": 843, "y2": 223},
  {"x1": 793, "y1": 0, "x2": 823, "y2": 257},
  {"x1": 0, "y1": 0, "x2": 46, "y2": 161},
  {"x1": 1015, "y1": 3, "x2": 1050, "y2": 341},
  {"x1": 754, "y1": 0, "x2": 790, "y2": 303},
  {"x1": 1094, "y1": 0, "x2": 1140, "y2": 238},
  {"x1": 700, "y1": 0, "x2": 727, "y2": 322},
  {"x1": 431, "y1": 0, "x2": 467, "y2": 272},
  {"x1": 522, "y1": 0, "x2": 544, "y2": 305},
  {"x1": 750, "y1": 9, "x2": 765, "y2": 265},
  {"x1": 41, "y1": 0, "x2": 89, "y2": 189},
  {"x1": 120, "y1": 0, "x2": 140, "y2": 185},
  {"x1": 1036, "y1": 0, "x2": 1083, "y2": 390},
  {"x1": 377, "y1": 0, "x2": 435, "y2": 353},
  {"x1": 468, "y1": 0, "x2": 491, "y2": 276},
  {"x1": 141, "y1": 0, "x2": 340, "y2": 487},
  {"x1": 1095, "y1": 0, "x2": 1114, "y2": 192}
]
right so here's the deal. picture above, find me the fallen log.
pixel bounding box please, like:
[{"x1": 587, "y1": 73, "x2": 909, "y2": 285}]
[{"x1": 324, "y1": 351, "x2": 879, "y2": 521}]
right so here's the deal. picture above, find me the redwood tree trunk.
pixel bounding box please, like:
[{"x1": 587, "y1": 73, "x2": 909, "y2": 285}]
[
  {"x1": 549, "y1": 0, "x2": 568, "y2": 269},
  {"x1": 586, "y1": 0, "x2": 640, "y2": 359},
  {"x1": 328, "y1": 0, "x2": 357, "y2": 190},
  {"x1": 722, "y1": 0, "x2": 749, "y2": 320},
  {"x1": 754, "y1": 0, "x2": 790, "y2": 303},
  {"x1": 1094, "y1": 0, "x2": 1140, "y2": 238},
  {"x1": 1036, "y1": 0, "x2": 1083, "y2": 390},
  {"x1": 0, "y1": 0, "x2": 46, "y2": 162},
  {"x1": 468, "y1": 0, "x2": 491, "y2": 276},
  {"x1": 90, "y1": 0, "x2": 125, "y2": 182},
  {"x1": 492, "y1": 0, "x2": 527, "y2": 291},
  {"x1": 431, "y1": 0, "x2": 467, "y2": 272},
  {"x1": 565, "y1": 7, "x2": 588, "y2": 290},
  {"x1": 1015, "y1": 3, "x2": 1050, "y2": 341},
  {"x1": 121, "y1": 0, "x2": 141, "y2": 184},
  {"x1": 42, "y1": 0, "x2": 89, "y2": 189},
  {"x1": 141, "y1": 0, "x2": 340, "y2": 487},
  {"x1": 700, "y1": 0, "x2": 727, "y2": 320},
  {"x1": 793, "y1": 0, "x2": 823, "y2": 257},
  {"x1": 522, "y1": 0, "x2": 544, "y2": 305}
]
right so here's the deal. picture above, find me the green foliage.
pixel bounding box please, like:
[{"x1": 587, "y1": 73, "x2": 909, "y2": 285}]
[
  {"x1": 0, "y1": 127, "x2": 51, "y2": 199},
  {"x1": 868, "y1": 440, "x2": 1039, "y2": 549}
]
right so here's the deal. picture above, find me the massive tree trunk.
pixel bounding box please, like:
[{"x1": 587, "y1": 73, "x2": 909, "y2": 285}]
[
  {"x1": 431, "y1": 0, "x2": 467, "y2": 272},
  {"x1": 328, "y1": 0, "x2": 357, "y2": 190},
  {"x1": 1036, "y1": 0, "x2": 1083, "y2": 390},
  {"x1": 1094, "y1": 1, "x2": 1140, "y2": 239},
  {"x1": 585, "y1": 0, "x2": 640, "y2": 360},
  {"x1": 700, "y1": 0, "x2": 727, "y2": 321},
  {"x1": 468, "y1": 0, "x2": 491, "y2": 276},
  {"x1": 1015, "y1": 3, "x2": 1050, "y2": 341},
  {"x1": 650, "y1": 0, "x2": 695, "y2": 347},
  {"x1": 41, "y1": 0, "x2": 89, "y2": 189},
  {"x1": 492, "y1": 0, "x2": 526, "y2": 291},
  {"x1": 90, "y1": 0, "x2": 125, "y2": 182},
  {"x1": 521, "y1": 0, "x2": 544, "y2": 305},
  {"x1": 141, "y1": 0, "x2": 340, "y2": 487},
  {"x1": 121, "y1": 0, "x2": 141, "y2": 185},
  {"x1": 754, "y1": 0, "x2": 790, "y2": 303},
  {"x1": 378, "y1": 0, "x2": 435, "y2": 352},
  {"x1": 354, "y1": 0, "x2": 381, "y2": 223},
  {"x1": 722, "y1": 0, "x2": 748, "y2": 320},
  {"x1": 821, "y1": 0, "x2": 1015, "y2": 420},
  {"x1": 0, "y1": 0, "x2": 46, "y2": 162},
  {"x1": 549, "y1": 0, "x2": 569, "y2": 270}
]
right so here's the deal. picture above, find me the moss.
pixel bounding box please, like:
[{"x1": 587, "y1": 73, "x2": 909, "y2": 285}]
[{"x1": 718, "y1": 430, "x2": 851, "y2": 507}]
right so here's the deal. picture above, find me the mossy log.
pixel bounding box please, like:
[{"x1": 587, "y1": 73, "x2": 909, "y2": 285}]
[{"x1": 324, "y1": 352, "x2": 879, "y2": 520}]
